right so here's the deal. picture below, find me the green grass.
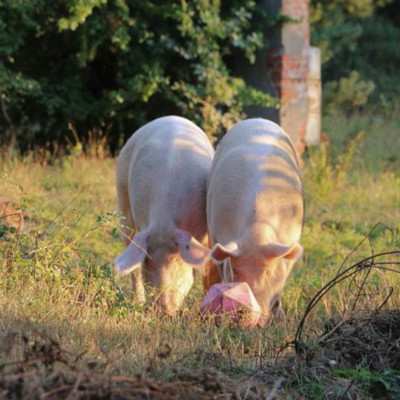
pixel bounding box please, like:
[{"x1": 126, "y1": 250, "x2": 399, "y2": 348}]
[{"x1": 1, "y1": 110, "x2": 399, "y2": 398}]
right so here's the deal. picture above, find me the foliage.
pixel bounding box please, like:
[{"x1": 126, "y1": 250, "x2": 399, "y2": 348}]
[
  {"x1": 0, "y1": 0, "x2": 276, "y2": 151},
  {"x1": 311, "y1": 0, "x2": 400, "y2": 113},
  {"x1": 323, "y1": 71, "x2": 375, "y2": 113},
  {"x1": 311, "y1": 0, "x2": 392, "y2": 65}
]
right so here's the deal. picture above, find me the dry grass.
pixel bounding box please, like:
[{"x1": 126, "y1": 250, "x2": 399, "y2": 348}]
[{"x1": 1, "y1": 112, "x2": 400, "y2": 398}]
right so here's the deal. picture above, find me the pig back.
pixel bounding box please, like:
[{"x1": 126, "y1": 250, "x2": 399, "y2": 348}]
[
  {"x1": 124, "y1": 116, "x2": 214, "y2": 238},
  {"x1": 208, "y1": 118, "x2": 303, "y2": 245}
]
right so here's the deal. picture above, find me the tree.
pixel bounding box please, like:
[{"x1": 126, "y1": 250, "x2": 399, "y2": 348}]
[{"x1": 0, "y1": 0, "x2": 275, "y2": 152}]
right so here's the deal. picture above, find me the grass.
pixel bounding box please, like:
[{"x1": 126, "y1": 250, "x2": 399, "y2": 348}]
[{"x1": 1, "y1": 110, "x2": 400, "y2": 398}]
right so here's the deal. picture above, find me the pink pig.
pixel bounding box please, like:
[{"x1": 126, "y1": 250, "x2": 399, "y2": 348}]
[
  {"x1": 204, "y1": 119, "x2": 304, "y2": 326},
  {"x1": 115, "y1": 116, "x2": 213, "y2": 315}
]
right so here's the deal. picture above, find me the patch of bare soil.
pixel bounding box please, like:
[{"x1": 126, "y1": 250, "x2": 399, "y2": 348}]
[
  {"x1": 294, "y1": 249, "x2": 400, "y2": 372},
  {"x1": 320, "y1": 310, "x2": 400, "y2": 371},
  {"x1": 0, "y1": 330, "x2": 276, "y2": 400},
  {"x1": 286, "y1": 248, "x2": 400, "y2": 399},
  {"x1": 278, "y1": 310, "x2": 400, "y2": 399},
  {"x1": 5, "y1": 311, "x2": 398, "y2": 400}
]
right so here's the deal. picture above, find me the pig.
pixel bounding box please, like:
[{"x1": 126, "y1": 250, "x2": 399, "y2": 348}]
[
  {"x1": 204, "y1": 118, "x2": 304, "y2": 326},
  {"x1": 115, "y1": 116, "x2": 214, "y2": 315}
]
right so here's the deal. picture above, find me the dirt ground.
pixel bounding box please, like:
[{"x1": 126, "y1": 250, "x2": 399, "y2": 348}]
[{"x1": 1, "y1": 308, "x2": 400, "y2": 399}]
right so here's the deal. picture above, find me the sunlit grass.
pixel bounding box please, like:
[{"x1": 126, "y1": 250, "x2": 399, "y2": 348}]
[{"x1": 0, "y1": 111, "x2": 399, "y2": 395}]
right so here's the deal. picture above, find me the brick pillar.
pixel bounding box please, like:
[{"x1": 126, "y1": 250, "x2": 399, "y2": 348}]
[
  {"x1": 237, "y1": 0, "x2": 312, "y2": 155},
  {"x1": 305, "y1": 47, "x2": 321, "y2": 146},
  {"x1": 267, "y1": 0, "x2": 310, "y2": 154}
]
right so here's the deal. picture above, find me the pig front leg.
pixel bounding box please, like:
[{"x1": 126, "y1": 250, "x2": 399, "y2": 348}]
[
  {"x1": 116, "y1": 179, "x2": 146, "y2": 304},
  {"x1": 270, "y1": 294, "x2": 285, "y2": 322},
  {"x1": 131, "y1": 268, "x2": 146, "y2": 304}
]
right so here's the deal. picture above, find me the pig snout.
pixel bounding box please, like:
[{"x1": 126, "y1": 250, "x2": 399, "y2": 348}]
[{"x1": 200, "y1": 282, "x2": 263, "y2": 328}]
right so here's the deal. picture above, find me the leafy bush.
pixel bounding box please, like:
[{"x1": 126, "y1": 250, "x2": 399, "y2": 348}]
[
  {"x1": 324, "y1": 71, "x2": 375, "y2": 113},
  {"x1": 311, "y1": 0, "x2": 400, "y2": 112},
  {"x1": 0, "y1": 0, "x2": 276, "y2": 151}
]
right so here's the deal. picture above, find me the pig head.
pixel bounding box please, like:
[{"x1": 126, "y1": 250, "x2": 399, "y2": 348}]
[
  {"x1": 115, "y1": 116, "x2": 214, "y2": 315},
  {"x1": 205, "y1": 118, "x2": 304, "y2": 326}
]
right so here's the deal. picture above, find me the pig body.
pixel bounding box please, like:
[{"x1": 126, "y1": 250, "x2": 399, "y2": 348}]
[
  {"x1": 205, "y1": 118, "x2": 304, "y2": 326},
  {"x1": 115, "y1": 116, "x2": 214, "y2": 315}
]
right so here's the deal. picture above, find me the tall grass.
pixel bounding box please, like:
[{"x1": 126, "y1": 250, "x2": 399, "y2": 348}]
[{"x1": 1, "y1": 111, "x2": 399, "y2": 384}]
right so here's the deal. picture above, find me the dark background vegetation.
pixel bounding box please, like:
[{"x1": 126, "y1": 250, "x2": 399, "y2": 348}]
[{"x1": 0, "y1": 0, "x2": 399, "y2": 153}]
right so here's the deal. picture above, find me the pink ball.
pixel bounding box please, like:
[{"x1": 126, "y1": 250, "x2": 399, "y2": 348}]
[{"x1": 200, "y1": 282, "x2": 262, "y2": 327}]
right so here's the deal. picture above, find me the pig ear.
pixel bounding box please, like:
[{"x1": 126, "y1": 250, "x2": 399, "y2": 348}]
[
  {"x1": 261, "y1": 242, "x2": 303, "y2": 262},
  {"x1": 114, "y1": 231, "x2": 148, "y2": 275},
  {"x1": 175, "y1": 229, "x2": 209, "y2": 266},
  {"x1": 210, "y1": 241, "x2": 240, "y2": 263}
]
